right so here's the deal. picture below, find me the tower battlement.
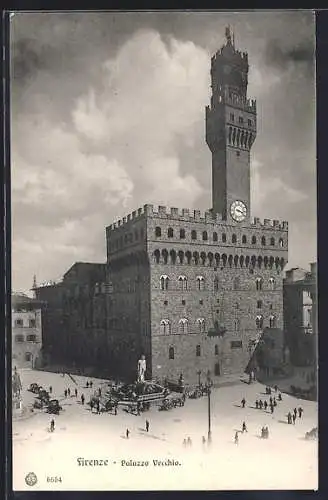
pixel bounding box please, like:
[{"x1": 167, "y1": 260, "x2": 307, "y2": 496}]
[{"x1": 107, "y1": 204, "x2": 288, "y2": 232}]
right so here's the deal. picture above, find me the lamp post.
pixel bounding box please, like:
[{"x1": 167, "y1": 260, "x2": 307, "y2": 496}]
[
  {"x1": 197, "y1": 370, "x2": 201, "y2": 388},
  {"x1": 207, "y1": 370, "x2": 212, "y2": 444}
]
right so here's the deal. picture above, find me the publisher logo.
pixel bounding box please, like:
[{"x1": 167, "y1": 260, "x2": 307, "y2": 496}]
[{"x1": 25, "y1": 472, "x2": 37, "y2": 486}]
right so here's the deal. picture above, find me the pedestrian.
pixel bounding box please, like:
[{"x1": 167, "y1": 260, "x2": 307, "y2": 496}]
[
  {"x1": 98, "y1": 388, "x2": 102, "y2": 397},
  {"x1": 274, "y1": 385, "x2": 278, "y2": 392},
  {"x1": 49, "y1": 386, "x2": 52, "y2": 394},
  {"x1": 64, "y1": 389, "x2": 67, "y2": 398},
  {"x1": 183, "y1": 438, "x2": 187, "y2": 447},
  {"x1": 293, "y1": 408, "x2": 297, "y2": 418},
  {"x1": 126, "y1": 428, "x2": 130, "y2": 439},
  {"x1": 145, "y1": 419, "x2": 150, "y2": 432},
  {"x1": 90, "y1": 381, "x2": 93, "y2": 388},
  {"x1": 261, "y1": 426, "x2": 265, "y2": 438},
  {"x1": 298, "y1": 407, "x2": 303, "y2": 418},
  {"x1": 90, "y1": 399, "x2": 94, "y2": 412},
  {"x1": 86, "y1": 381, "x2": 89, "y2": 388},
  {"x1": 81, "y1": 394, "x2": 85, "y2": 405},
  {"x1": 242, "y1": 421, "x2": 247, "y2": 433},
  {"x1": 270, "y1": 403, "x2": 274, "y2": 414},
  {"x1": 114, "y1": 404, "x2": 117, "y2": 416},
  {"x1": 137, "y1": 403, "x2": 141, "y2": 416},
  {"x1": 278, "y1": 393, "x2": 282, "y2": 401},
  {"x1": 273, "y1": 397, "x2": 277, "y2": 407},
  {"x1": 265, "y1": 426, "x2": 269, "y2": 438},
  {"x1": 50, "y1": 419, "x2": 55, "y2": 432},
  {"x1": 96, "y1": 400, "x2": 100, "y2": 414},
  {"x1": 187, "y1": 437, "x2": 192, "y2": 446},
  {"x1": 264, "y1": 401, "x2": 268, "y2": 411},
  {"x1": 259, "y1": 400, "x2": 263, "y2": 410},
  {"x1": 75, "y1": 388, "x2": 78, "y2": 397},
  {"x1": 268, "y1": 387, "x2": 272, "y2": 395},
  {"x1": 292, "y1": 413, "x2": 296, "y2": 425},
  {"x1": 255, "y1": 400, "x2": 259, "y2": 409},
  {"x1": 234, "y1": 432, "x2": 239, "y2": 445},
  {"x1": 202, "y1": 436, "x2": 206, "y2": 445},
  {"x1": 241, "y1": 398, "x2": 246, "y2": 408},
  {"x1": 68, "y1": 388, "x2": 71, "y2": 397},
  {"x1": 269, "y1": 396, "x2": 273, "y2": 406},
  {"x1": 287, "y1": 412, "x2": 292, "y2": 424}
]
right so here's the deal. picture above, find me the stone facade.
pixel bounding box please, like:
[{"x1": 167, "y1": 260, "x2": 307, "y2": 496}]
[
  {"x1": 12, "y1": 294, "x2": 43, "y2": 369},
  {"x1": 283, "y1": 263, "x2": 317, "y2": 366}
]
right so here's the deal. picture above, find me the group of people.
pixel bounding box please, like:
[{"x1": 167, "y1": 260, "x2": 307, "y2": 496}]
[
  {"x1": 86, "y1": 381, "x2": 94, "y2": 388},
  {"x1": 287, "y1": 406, "x2": 304, "y2": 424},
  {"x1": 183, "y1": 436, "x2": 193, "y2": 447}
]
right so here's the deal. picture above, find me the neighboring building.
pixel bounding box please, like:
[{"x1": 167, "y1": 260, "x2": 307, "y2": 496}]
[
  {"x1": 283, "y1": 263, "x2": 317, "y2": 366},
  {"x1": 106, "y1": 28, "x2": 288, "y2": 384},
  {"x1": 36, "y1": 28, "x2": 289, "y2": 385},
  {"x1": 34, "y1": 262, "x2": 110, "y2": 369},
  {"x1": 12, "y1": 294, "x2": 43, "y2": 369}
]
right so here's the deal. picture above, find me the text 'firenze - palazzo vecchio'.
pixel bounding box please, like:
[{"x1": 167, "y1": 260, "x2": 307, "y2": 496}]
[{"x1": 35, "y1": 28, "x2": 288, "y2": 385}]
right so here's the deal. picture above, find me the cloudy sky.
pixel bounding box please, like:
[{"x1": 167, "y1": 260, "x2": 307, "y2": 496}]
[{"x1": 10, "y1": 11, "x2": 316, "y2": 294}]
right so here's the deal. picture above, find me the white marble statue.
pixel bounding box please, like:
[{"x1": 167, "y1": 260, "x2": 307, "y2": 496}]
[{"x1": 137, "y1": 355, "x2": 146, "y2": 382}]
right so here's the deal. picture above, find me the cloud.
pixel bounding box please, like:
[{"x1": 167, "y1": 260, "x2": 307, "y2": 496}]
[
  {"x1": 11, "y1": 29, "x2": 208, "y2": 291},
  {"x1": 263, "y1": 38, "x2": 314, "y2": 73}
]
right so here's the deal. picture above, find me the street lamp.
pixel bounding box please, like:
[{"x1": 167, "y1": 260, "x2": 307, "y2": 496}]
[
  {"x1": 206, "y1": 370, "x2": 212, "y2": 444},
  {"x1": 197, "y1": 370, "x2": 201, "y2": 388}
]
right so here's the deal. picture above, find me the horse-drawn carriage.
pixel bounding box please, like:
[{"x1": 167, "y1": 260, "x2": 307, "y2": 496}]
[{"x1": 158, "y1": 392, "x2": 185, "y2": 411}]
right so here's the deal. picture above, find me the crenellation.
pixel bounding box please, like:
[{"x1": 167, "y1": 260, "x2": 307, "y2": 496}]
[
  {"x1": 132, "y1": 210, "x2": 137, "y2": 219},
  {"x1": 170, "y1": 207, "x2": 179, "y2": 216},
  {"x1": 282, "y1": 221, "x2": 288, "y2": 230},
  {"x1": 194, "y1": 210, "x2": 201, "y2": 220},
  {"x1": 158, "y1": 206, "x2": 167, "y2": 216},
  {"x1": 205, "y1": 211, "x2": 212, "y2": 221},
  {"x1": 127, "y1": 214, "x2": 131, "y2": 222},
  {"x1": 138, "y1": 208, "x2": 143, "y2": 216},
  {"x1": 182, "y1": 208, "x2": 190, "y2": 218},
  {"x1": 263, "y1": 219, "x2": 272, "y2": 227},
  {"x1": 123, "y1": 217, "x2": 127, "y2": 224},
  {"x1": 273, "y1": 220, "x2": 280, "y2": 228},
  {"x1": 144, "y1": 204, "x2": 154, "y2": 215}
]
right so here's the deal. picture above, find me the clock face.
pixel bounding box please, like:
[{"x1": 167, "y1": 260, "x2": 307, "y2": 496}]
[{"x1": 230, "y1": 200, "x2": 247, "y2": 222}]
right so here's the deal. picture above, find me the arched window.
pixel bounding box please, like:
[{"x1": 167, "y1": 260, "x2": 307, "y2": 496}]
[
  {"x1": 228, "y1": 255, "x2": 233, "y2": 268},
  {"x1": 169, "y1": 346, "x2": 175, "y2": 360},
  {"x1": 234, "y1": 255, "x2": 239, "y2": 267},
  {"x1": 197, "y1": 318, "x2": 206, "y2": 333},
  {"x1": 257, "y1": 300, "x2": 262, "y2": 309},
  {"x1": 214, "y1": 276, "x2": 219, "y2": 291},
  {"x1": 154, "y1": 249, "x2": 160, "y2": 264},
  {"x1": 15, "y1": 334, "x2": 24, "y2": 343},
  {"x1": 279, "y1": 238, "x2": 284, "y2": 248},
  {"x1": 197, "y1": 276, "x2": 205, "y2": 291},
  {"x1": 242, "y1": 235, "x2": 247, "y2": 244},
  {"x1": 215, "y1": 344, "x2": 219, "y2": 355},
  {"x1": 255, "y1": 278, "x2": 263, "y2": 291},
  {"x1": 239, "y1": 255, "x2": 244, "y2": 267},
  {"x1": 270, "y1": 237, "x2": 275, "y2": 246},
  {"x1": 256, "y1": 315, "x2": 264, "y2": 329},
  {"x1": 215, "y1": 253, "x2": 220, "y2": 266},
  {"x1": 261, "y1": 236, "x2": 266, "y2": 246},
  {"x1": 222, "y1": 254, "x2": 227, "y2": 267},
  {"x1": 232, "y1": 234, "x2": 237, "y2": 244},
  {"x1": 222, "y1": 233, "x2": 227, "y2": 243},
  {"x1": 26, "y1": 334, "x2": 36, "y2": 342},
  {"x1": 179, "y1": 318, "x2": 188, "y2": 334},
  {"x1": 178, "y1": 250, "x2": 184, "y2": 264},
  {"x1": 178, "y1": 275, "x2": 188, "y2": 291},
  {"x1": 170, "y1": 249, "x2": 177, "y2": 265},
  {"x1": 213, "y1": 232, "x2": 218, "y2": 242},
  {"x1": 162, "y1": 249, "x2": 168, "y2": 264},
  {"x1": 196, "y1": 345, "x2": 201, "y2": 357},
  {"x1": 191, "y1": 230, "x2": 197, "y2": 240},
  {"x1": 269, "y1": 315, "x2": 276, "y2": 328},
  {"x1": 208, "y1": 252, "x2": 214, "y2": 266},
  {"x1": 160, "y1": 275, "x2": 169, "y2": 291},
  {"x1": 233, "y1": 277, "x2": 240, "y2": 290},
  {"x1": 193, "y1": 252, "x2": 199, "y2": 265},
  {"x1": 160, "y1": 320, "x2": 171, "y2": 335},
  {"x1": 258, "y1": 256, "x2": 263, "y2": 269},
  {"x1": 252, "y1": 236, "x2": 257, "y2": 245},
  {"x1": 202, "y1": 231, "x2": 208, "y2": 241},
  {"x1": 180, "y1": 229, "x2": 186, "y2": 239},
  {"x1": 168, "y1": 227, "x2": 174, "y2": 238},
  {"x1": 200, "y1": 252, "x2": 207, "y2": 265},
  {"x1": 269, "y1": 277, "x2": 276, "y2": 290},
  {"x1": 186, "y1": 251, "x2": 192, "y2": 264}
]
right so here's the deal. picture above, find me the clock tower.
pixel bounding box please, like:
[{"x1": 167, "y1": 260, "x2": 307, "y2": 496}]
[{"x1": 206, "y1": 26, "x2": 257, "y2": 223}]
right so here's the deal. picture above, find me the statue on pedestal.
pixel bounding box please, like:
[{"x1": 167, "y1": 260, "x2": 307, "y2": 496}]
[{"x1": 137, "y1": 355, "x2": 146, "y2": 383}]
